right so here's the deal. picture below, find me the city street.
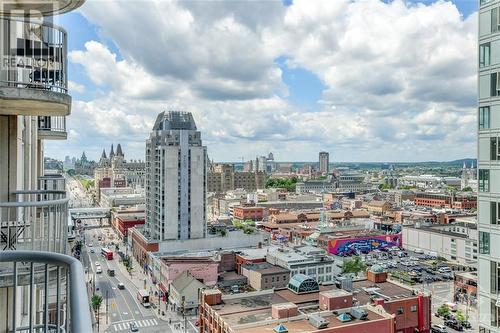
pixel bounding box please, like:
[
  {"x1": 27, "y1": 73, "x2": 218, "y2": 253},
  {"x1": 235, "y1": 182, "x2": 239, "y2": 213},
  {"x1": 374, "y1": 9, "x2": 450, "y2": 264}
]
[{"x1": 68, "y1": 176, "x2": 198, "y2": 333}]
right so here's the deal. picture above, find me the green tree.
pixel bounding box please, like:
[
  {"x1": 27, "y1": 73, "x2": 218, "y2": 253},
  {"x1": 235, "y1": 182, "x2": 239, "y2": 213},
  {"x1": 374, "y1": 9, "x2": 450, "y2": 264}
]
[
  {"x1": 462, "y1": 186, "x2": 473, "y2": 192},
  {"x1": 265, "y1": 177, "x2": 298, "y2": 192},
  {"x1": 455, "y1": 310, "x2": 466, "y2": 322},
  {"x1": 342, "y1": 256, "x2": 367, "y2": 276},
  {"x1": 437, "y1": 304, "x2": 450, "y2": 317},
  {"x1": 91, "y1": 294, "x2": 103, "y2": 313}
]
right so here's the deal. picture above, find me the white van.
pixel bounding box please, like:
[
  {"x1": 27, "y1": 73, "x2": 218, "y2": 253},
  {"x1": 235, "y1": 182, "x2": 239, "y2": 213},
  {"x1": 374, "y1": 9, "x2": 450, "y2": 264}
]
[{"x1": 414, "y1": 248, "x2": 424, "y2": 254}]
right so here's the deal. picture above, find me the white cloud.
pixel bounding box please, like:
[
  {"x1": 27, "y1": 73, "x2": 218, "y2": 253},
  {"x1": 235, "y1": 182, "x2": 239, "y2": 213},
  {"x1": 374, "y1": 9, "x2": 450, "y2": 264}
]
[
  {"x1": 48, "y1": 0, "x2": 478, "y2": 162},
  {"x1": 68, "y1": 80, "x2": 85, "y2": 94}
]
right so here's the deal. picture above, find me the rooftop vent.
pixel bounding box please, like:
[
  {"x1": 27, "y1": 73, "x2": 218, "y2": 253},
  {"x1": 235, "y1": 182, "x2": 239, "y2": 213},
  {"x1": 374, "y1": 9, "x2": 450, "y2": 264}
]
[
  {"x1": 350, "y1": 308, "x2": 368, "y2": 320},
  {"x1": 309, "y1": 314, "x2": 330, "y2": 328},
  {"x1": 336, "y1": 312, "x2": 352, "y2": 323}
]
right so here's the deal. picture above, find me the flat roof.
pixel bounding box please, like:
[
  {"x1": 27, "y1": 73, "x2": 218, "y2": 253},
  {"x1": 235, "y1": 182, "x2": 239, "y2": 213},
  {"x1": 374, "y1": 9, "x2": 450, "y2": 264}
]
[
  {"x1": 233, "y1": 307, "x2": 387, "y2": 333},
  {"x1": 212, "y1": 292, "x2": 287, "y2": 317},
  {"x1": 352, "y1": 279, "x2": 415, "y2": 305}
]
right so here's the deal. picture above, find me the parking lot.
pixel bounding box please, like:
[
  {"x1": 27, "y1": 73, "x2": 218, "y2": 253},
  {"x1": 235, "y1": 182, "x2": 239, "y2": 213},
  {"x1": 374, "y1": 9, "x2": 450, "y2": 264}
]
[{"x1": 356, "y1": 248, "x2": 476, "y2": 332}]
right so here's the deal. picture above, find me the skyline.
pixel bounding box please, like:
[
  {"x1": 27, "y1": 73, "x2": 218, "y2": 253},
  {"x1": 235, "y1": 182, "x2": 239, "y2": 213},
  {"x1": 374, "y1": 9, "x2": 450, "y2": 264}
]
[{"x1": 45, "y1": 0, "x2": 478, "y2": 162}]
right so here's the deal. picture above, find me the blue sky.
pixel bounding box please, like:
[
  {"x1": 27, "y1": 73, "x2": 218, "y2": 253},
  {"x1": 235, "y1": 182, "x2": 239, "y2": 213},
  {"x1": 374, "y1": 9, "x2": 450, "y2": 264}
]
[{"x1": 46, "y1": 0, "x2": 478, "y2": 162}]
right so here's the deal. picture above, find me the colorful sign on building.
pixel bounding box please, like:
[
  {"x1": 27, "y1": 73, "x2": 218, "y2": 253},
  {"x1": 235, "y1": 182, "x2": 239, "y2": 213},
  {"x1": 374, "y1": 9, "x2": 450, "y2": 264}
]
[{"x1": 328, "y1": 233, "x2": 402, "y2": 255}]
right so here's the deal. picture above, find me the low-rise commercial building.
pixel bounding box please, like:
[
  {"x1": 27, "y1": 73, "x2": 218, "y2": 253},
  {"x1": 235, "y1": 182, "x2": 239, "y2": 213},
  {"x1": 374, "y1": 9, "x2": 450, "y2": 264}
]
[
  {"x1": 111, "y1": 207, "x2": 145, "y2": 238},
  {"x1": 100, "y1": 187, "x2": 145, "y2": 207},
  {"x1": 402, "y1": 221, "x2": 478, "y2": 265},
  {"x1": 233, "y1": 205, "x2": 264, "y2": 221},
  {"x1": 241, "y1": 263, "x2": 290, "y2": 290},
  {"x1": 266, "y1": 246, "x2": 339, "y2": 283},
  {"x1": 168, "y1": 271, "x2": 206, "y2": 313},
  {"x1": 199, "y1": 289, "x2": 396, "y2": 333}
]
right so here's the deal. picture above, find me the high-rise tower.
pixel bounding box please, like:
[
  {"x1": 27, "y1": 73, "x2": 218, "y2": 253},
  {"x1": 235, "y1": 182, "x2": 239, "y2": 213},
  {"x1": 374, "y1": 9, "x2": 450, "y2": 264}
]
[
  {"x1": 319, "y1": 151, "x2": 329, "y2": 174},
  {"x1": 479, "y1": 1, "x2": 500, "y2": 331},
  {"x1": 145, "y1": 111, "x2": 207, "y2": 241}
]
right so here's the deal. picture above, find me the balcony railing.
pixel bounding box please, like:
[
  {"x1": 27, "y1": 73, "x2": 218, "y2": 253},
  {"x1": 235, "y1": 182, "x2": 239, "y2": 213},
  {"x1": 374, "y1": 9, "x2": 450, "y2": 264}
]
[
  {"x1": 0, "y1": 250, "x2": 92, "y2": 333},
  {"x1": 38, "y1": 116, "x2": 67, "y2": 140},
  {"x1": 0, "y1": 190, "x2": 68, "y2": 253},
  {"x1": 0, "y1": 18, "x2": 67, "y2": 93}
]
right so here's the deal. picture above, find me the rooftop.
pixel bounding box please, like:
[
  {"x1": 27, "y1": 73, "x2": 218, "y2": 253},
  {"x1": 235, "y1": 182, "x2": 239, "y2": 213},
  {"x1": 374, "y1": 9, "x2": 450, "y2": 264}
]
[
  {"x1": 232, "y1": 305, "x2": 390, "y2": 333},
  {"x1": 352, "y1": 279, "x2": 416, "y2": 305}
]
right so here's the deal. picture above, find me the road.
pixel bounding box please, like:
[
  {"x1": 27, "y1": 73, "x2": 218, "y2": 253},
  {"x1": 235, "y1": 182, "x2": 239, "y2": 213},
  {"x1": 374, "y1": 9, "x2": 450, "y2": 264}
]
[{"x1": 68, "y1": 176, "x2": 197, "y2": 333}]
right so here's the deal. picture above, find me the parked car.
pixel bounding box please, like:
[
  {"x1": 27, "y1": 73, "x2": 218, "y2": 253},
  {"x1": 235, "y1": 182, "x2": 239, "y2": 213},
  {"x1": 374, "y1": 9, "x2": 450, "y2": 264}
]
[
  {"x1": 460, "y1": 320, "x2": 472, "y2": 329},
  {"x1": 444, "y1": 320, "x2": 463, "y2": 331},
  {"x1": 431, "y1": 324, "x2": 447, "y2": 333},
  {"x1": 438, "y1": 266, "x2": 452, "y2": 273}
]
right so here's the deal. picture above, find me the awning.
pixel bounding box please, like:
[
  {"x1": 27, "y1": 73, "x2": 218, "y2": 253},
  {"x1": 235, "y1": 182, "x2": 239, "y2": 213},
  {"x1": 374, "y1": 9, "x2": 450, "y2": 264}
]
[{"x1": 159, "y1": 283, "x2": 167, "y2": 293}]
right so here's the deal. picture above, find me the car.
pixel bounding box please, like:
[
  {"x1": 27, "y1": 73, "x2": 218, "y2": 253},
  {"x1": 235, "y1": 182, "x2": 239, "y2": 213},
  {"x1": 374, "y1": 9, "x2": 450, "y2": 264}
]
[
  {"x1": 460, "y1": 320, "x2": 472, "y2": 329},
  {"x1": 89, "y1": 248, "x2": 95, "y2": 253},
  {"x1": 88, "y1": 243, "x2": 93, "y2": 247},
  {"x1": 438, "y1": 266, "x2": 452, "y2": 273},
  {"x1": 445, "y1": 320, "x2": 463, "y2": 331},
  {"x1": 96, "y1": 267, "x2": 102, "y2": 274},
  {"x1": 129, "y1": 322, "x2": 139, "y2": 332},
  {"x1": 117, "y1": 282, "x2": 125, "y2": 289},
  {"x1": 431, "y1": 324, "x2": 447, "y2": 333}
]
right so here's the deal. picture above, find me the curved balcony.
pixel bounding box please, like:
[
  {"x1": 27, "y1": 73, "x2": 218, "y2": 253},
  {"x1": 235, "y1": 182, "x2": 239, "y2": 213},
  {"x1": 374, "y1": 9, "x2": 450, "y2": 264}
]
[
  {"x1": 0, "y1": 250, "x2": 92, "y2": 333},
  {"x1": 38, "y1": 116, "x2": 67, "y2": 140},
  {"x1": 0, "y1": 18, "x2": 71, "y2": 116},
  {"x1": 0, "y1": 0, "x2": 85, "y2": 18},
  {"x1": 0, "y1": 190, "x2": 68, "y2": 253}
]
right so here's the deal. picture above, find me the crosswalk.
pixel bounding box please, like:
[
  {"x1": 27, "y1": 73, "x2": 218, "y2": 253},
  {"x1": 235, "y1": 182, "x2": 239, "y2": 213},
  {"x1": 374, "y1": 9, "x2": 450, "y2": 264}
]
[{"x1": 113, "y1": 318, "x2": 158, "y2": 331}]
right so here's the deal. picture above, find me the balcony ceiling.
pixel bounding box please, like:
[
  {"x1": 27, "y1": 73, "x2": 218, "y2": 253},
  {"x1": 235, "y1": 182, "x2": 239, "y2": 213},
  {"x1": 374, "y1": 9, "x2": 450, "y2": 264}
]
[
  {"x1": 0, "y1": 0, "x2": 85, "y2": 17},
  {"x1": 0, "y1": 87, "x2": 71, "y2": 116}
]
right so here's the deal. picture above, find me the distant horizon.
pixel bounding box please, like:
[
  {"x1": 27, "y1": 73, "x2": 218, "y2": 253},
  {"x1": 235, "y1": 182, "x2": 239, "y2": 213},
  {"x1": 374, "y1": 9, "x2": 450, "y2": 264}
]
[{"x1": 54, "y1": 154, "x2": 477, "y2": 165}]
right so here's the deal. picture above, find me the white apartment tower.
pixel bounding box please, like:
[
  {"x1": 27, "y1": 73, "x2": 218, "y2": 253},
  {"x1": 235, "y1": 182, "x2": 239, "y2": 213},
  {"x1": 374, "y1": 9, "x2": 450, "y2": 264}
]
[
  {"x1": 145, "y1": 111, "x2": 207, "y2": 241},
  {"x1": 479, "y1": 0, "x2": 500, "y2": 331},
  {"x1": 319, "y1": 151, "x2": 329, "y2": 174}
]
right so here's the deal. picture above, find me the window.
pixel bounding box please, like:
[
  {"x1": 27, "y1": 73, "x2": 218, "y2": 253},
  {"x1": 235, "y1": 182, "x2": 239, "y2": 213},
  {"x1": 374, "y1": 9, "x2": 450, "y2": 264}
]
[
  {"x1": 492, "y1": 73, "x2": 500, "y2": 97},
  {"x1": 492, "y1": 202, "x2": 498, "y2": 225},
  {"x1": 480, "y1": 231, "x2": 491, "y2": 254},
  {"x1": 410, "y1": 305, "x2": 417, "y2": 312},
  {"x1": 493, "y1": 138, "x2": 499, "y2": 161},
  {"x1": 479, "y1": 169, "x2": 490, "y2": 192},
  {"x1": 481, "y1": 43, "x2": 491, "y2": 68},
  {"x1": 491, "y1": 261, "x2": 500, "y2": 294},
  {"x1": 492, "y1": 299, "x2": 500, "y2": 327},
  {"x1": 493, "y1": 7, "x2": 499, "y2": 34},
  {"x1": 396, "y1": 307, "x2": 404, "y2": 315}
]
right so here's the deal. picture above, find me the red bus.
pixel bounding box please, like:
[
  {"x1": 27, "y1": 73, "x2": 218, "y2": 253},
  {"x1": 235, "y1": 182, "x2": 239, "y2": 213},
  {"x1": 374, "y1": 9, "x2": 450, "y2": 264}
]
[{"x1": 101, "y1": 247, "x2": 113, "y2": 260}]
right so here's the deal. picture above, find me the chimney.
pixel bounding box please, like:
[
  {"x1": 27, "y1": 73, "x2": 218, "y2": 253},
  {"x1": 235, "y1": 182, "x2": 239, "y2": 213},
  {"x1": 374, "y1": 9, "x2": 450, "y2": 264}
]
[{"x1": 202, "y1": 290, "x2": 222, "y2": 306}]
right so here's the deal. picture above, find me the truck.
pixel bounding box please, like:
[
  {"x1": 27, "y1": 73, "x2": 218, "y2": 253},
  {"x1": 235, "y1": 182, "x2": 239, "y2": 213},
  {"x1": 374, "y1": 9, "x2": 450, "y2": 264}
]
[{"x1": 137, "y1": 289, "x2": 150, "y2": 308}]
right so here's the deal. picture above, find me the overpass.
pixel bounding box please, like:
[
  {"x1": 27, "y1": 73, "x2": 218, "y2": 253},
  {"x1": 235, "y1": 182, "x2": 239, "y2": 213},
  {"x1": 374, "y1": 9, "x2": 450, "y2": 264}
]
[{"x1": 69, "y1": 207, "x2": 112, "y2": 225}]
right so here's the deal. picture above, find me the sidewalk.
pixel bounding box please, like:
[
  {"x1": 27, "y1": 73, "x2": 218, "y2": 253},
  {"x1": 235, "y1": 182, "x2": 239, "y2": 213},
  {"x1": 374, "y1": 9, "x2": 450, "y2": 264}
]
[{"x1": 114, "y1": 249, "x2": 183, "y2": 323}]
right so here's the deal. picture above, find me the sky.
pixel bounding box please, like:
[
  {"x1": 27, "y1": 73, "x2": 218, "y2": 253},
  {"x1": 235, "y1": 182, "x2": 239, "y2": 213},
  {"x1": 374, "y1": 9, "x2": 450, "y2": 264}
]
[{"x1": 45, "y1": 0, "x2": 478, "y2": 163}]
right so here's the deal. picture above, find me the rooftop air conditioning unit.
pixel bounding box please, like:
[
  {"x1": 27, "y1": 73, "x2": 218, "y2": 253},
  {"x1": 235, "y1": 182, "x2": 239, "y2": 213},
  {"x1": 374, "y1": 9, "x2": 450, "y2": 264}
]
[
  {"x1": 308, "y1": 314, "x2": 329, "y2": 329},
  {"x1": 350, "y1": 308, "x2": 368, "y2": 320}
]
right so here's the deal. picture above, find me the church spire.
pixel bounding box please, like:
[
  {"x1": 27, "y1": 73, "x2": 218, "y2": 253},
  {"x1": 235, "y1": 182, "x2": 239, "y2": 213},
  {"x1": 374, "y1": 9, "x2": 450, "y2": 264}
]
[
  {"x1": 110, "y1": 144, "x2": 115, "y2": 158},
  {"x1": 116, "y1": 143, "x2": 123, "y2": 157},
  {"x1": 101, "y1": 149, "x2": 107, "y2": 159}
]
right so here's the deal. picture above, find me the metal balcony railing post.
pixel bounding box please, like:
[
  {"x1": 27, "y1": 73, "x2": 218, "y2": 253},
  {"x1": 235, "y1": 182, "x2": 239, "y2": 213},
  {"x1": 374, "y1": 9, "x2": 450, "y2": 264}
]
[{"x1": 0, "y1": 251, "x2": 93, "y2": 333}]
